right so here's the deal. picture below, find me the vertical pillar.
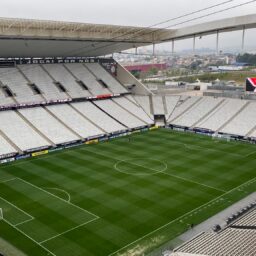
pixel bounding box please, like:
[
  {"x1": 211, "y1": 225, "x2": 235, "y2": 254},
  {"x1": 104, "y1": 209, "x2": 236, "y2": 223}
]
[
  {"x1": 216, "y1": 31, "x2": 219, "y2": 55},
  {"x1": 153, "y1": 43, "x2": 155, "y2": 58},
  {"x1": 242, "y1": 26, "x2": 246, "y2": 52},
  {"x1": 193, "y1": 35, "x2": 196, "y2": 55},
  {"x1": 172, "y1": 40, "x2": 175, "y2": 55}
]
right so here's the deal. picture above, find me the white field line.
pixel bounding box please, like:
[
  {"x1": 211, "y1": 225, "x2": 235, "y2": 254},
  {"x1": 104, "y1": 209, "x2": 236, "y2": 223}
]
[
  {"x1": 17, "y1": 178, "x2": 99, "y2": 219},
  {"x1": 83, "y1": 148, "x2": 226, "y2": 193},
  {"x1": 0, "y1": 195, "x2": 34, "y2": 222},
  {"x1": 39, "y1": 217, "x2": 99, "y2": 244},
  {"x1": 44, "y1": 187, "x2": 71, "y2": 203},
  {"x1": 114, "y1": 159, "x2": 167, "y2": 176},
  {"x1": 108, "y1": 176, "x2": 256, "y2": 256},
  {"x1": 161, "y1": 172, "x2": 227, "y2": 193},
  {"x1": 0, "y1": 177, "x2": 100, "y2": 254},
  {"x1": 2, "y1": 218, "x2": 56, "y2": 256},
  {"x1": 245, "y1": 151, "x2": 256, "y2": 157},
  {"x1": 14, "y1": 218, "x2": 34, "y2": 227},
  {"x1": 179, "y1": 142, "x2": 241, "y2": 157},
  {"x1": 0, "y1": 178, "x2": 17, "y2": 183}
]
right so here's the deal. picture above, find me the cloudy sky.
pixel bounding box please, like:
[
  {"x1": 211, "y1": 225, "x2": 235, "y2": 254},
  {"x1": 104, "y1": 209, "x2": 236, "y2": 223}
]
[{"x1": 0, "y1": 0, "x2": 255, "y2": 52}]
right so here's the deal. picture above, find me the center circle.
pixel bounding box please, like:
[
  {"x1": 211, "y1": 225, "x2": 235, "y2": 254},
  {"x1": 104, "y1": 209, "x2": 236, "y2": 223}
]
[{"x1": 115, "y1": 158, "x2": 167, "y2": 176}]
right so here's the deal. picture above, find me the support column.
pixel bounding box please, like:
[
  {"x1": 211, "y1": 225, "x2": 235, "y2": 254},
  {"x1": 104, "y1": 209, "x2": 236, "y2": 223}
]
[
  {"x1": 172, "y1": 40, "x2": 175, "y2": 55},
  {"x1": 193, "y1": 35, "x2": 196, "y2": 55},
  {"x1": 216, "y1": 31, "x2": 219, "y2": 55},
  {"x1": 153, "y1": 43, "x2": 155, "y2": 58},
  {"x1": 242, "y1": 26, "x2": 246, "y2": 52}
]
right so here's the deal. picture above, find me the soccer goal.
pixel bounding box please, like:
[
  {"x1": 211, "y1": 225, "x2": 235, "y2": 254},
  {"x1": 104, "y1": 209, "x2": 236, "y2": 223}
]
[{"x1": 212, "y1": 133, "x2": 231, "y2": 142}]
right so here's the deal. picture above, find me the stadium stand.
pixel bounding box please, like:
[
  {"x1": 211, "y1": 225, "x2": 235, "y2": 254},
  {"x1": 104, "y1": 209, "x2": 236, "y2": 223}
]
[
  {"x1": 232, "y1": 208, "x2": 256, "y2": 227},
  {"x1": 19, "y1": 107, "x2": 79, "y2": 145},
  {"x1": 0, "y1": 133, "x2": 17, "y2": 156},
  {"x1": 165, "y1": 96, "x2": 180, "y2": 120},
  {"x1": 64, "y1": 63, "x2": 111, "y2": 95},
  {"x1": 0, "y1": 68, "x2": 44, "y2": 104},
  {"x1": 172, "y1": 204, "x2": 256, "y2": 256},
  {"x1": 172, "y1": 97, "x2": 224, "y2": 128},
  {"x1": 112, "y1": 96, "x2": 153, "y2": 124},
  {"x1": 71, "y1": 101, "x2": 126, "y2": 133},
  {"x1": 152, "y1": 95, "x2": 166, "y2": 116},
  {"x1": 46, "y1": 104, "x2": 104, "y2": 138},
  {"x1": 0, "y1": 88, "x2": 15, "y2": 106},
  {"x1": 43, "y1": 64, "x2": 92, "y2": 98},
  {"x1": 19, "y1": 65, "x2": 68, "y2": 100},
  {"x1": 173, "y1": 228, "x2": 255, "y2": 256},
  {"x1": 2, "y1": 60, "x2": 256, "y2": 157},
  {"x1": 168, "y1": 96, "x2": 202, "y2": 122},
  {"x1": 220, "y1": 102, "x2": 256, "y2": 136},
  {"x1": 134, "y1": 95, "x2": 153, "y2": 118},
  {"x1": 196, "y1": 99, "x2": 248, "y2": 131},
  {"x1": 94, "y1": 99, "x2": 147, "y2": 128},
  {"x1": 85, "y1": 63, "x2": 127, "y2": 94},
  {"x1": 0, "y1": 110, "x2": 50, "y2": 151}
]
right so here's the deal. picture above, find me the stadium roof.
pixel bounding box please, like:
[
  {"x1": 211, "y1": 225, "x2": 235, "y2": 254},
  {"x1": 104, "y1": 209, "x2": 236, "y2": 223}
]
[
  {"x1": 0, "y1": 17, "x2": 170, "y2": 58},
  {"x1": 0, "y1": 14, "x2": 255, "y2": 58}
]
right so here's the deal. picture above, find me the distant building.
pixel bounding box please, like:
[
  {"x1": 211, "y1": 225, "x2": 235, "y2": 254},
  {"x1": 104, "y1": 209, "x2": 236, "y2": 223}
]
[{"x1": 125, "y1": 63, "x2": 167, "y2": 73}]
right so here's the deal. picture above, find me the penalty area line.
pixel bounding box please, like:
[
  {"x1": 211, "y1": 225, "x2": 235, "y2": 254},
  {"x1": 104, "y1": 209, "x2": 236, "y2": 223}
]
[
  {"x1": 2, "y1": 218, "x2": 56, "y2": 256},
  {"x1": 39, "y1": 217, "x2": 99, "y2": 244}
]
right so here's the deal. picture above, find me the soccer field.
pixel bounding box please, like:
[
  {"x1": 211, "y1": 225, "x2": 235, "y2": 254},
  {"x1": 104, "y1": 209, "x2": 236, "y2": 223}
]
[{"x1": 0, "y1": 129, "x2": 255, "y2": 256}]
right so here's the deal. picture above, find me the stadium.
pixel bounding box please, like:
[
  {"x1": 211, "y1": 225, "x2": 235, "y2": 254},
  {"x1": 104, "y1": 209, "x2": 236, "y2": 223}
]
[{"x1": 0, "y1": 2, "x2": 255, "y2": 256}]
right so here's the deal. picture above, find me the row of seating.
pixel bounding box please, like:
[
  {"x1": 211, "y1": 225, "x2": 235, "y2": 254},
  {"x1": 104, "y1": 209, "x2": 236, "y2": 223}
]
[
  {"x1": 0, "y1": 98, "x2": 153, "y2": 157},
  {"x1": 0, "y1": 63, "x2": 127, "y2": 105},
  {"x1": 173, "y1": 228, "x2": 255, "y2": 256},
  {"x1": 172, "y1": 97, "x2": 224, "y2": 127}
]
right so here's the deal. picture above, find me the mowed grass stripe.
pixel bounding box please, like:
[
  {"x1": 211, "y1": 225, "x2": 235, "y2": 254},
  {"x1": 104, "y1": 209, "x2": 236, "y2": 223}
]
[{"x1": 0, "y1": 129, "x2": 255, "y2": 256}]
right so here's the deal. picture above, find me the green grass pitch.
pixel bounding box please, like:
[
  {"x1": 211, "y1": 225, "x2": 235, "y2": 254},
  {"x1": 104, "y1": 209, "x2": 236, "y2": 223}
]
[{"x1": 0, "y1": 129, "x2": 255, "y2": 256}]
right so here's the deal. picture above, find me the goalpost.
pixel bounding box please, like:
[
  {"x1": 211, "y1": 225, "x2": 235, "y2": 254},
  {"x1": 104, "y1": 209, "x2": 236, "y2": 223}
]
[
  {"x1": 212, "y1": 133, "x2": 231, "y2": 142},
  {"x1": 0, "y1": 208, "x2": 3, "y2": 220}
]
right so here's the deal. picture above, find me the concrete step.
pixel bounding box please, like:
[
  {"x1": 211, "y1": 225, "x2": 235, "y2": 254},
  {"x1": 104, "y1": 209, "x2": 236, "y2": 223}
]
[
  {"x1": 170, "y1": 97, "x2": 203, "y2": 123},
  {"x1": 192, "y1": 99, "x2": 226, "y2": 128},
  {"x1": 43, "y1": 106, "x2": 82, "y2": 140},
  {"x1": 112, "y1": 98, "x2": 147, "y2": 125},
  {"x1": 16, "y1": 110, "x2": 55, "y2": 147},
  {"x1": 217, "y1": 101, "x2": 250, "y2": 133},
  {"x1": 16, "y1": 66, "x2": 47, "y2": 101},
  {"x1": 82, "y1": 63, "x2": 113, "y2": 94},
  {"x1": 40, "y1": 64, "x2": 71, "y2": 98},
  {"x1": 69, "y1": 103, "x2": 107, "y2": 134},
  {"x1": 0, "y1": 129, "x2": 22, "y2": 154}
]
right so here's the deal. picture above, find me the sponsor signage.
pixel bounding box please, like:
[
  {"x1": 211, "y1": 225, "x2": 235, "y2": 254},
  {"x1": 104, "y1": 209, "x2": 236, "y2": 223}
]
[
  {"x1": 99, "y1": 137, "x2": 109, "y2": 142},
  {"x1": 0, "y1": 153, "x2": 16, "y2": 160},
  {"x1": 32, "y1": 150, "x2": 49, "y2": 157},
  {"x1": 0, "y1": 157, "x2": 15, "y2": 164},
  {"x1": 16, "y1": 154, "x2": 31, "y2": 160},
  {"x1": 149, "y1": 126, "x2": 159, "y2": 131},
  {"x1": 65, "y1": 142, "x2": 83, "y2": 149},
  {"x1": 85, "y1": 139, "x2": 99, "y2": 145},
  {"x1": 49, "y1": 147, "x2": 64, "y2": 153}
]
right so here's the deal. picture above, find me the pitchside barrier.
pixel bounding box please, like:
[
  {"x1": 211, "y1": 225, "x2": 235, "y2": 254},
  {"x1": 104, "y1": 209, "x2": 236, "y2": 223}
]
[
  {"x1": 166, "y1": 125, "x2": 256, "y2": 144},
  {"x1": 0, "y1": 126, "x2": 154, "y2": 165}
]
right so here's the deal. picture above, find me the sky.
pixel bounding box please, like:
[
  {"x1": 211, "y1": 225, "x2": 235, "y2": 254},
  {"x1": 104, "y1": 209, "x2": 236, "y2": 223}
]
[{"x1": 0, "y1": 0, "x2": 256, "y2": 53}]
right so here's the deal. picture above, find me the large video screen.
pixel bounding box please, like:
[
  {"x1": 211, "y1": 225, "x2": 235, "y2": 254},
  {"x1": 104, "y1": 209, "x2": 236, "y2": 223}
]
[{"x1": 246, "y1": 78, "x2": 256, "y2": 92}]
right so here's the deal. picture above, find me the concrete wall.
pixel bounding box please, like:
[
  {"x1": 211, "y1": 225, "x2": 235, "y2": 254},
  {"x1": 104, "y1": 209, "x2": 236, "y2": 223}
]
[{"x1": 116, "y1": 63, "x2": 152, "y2": 95}]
